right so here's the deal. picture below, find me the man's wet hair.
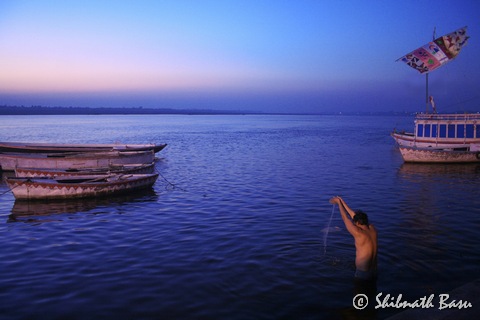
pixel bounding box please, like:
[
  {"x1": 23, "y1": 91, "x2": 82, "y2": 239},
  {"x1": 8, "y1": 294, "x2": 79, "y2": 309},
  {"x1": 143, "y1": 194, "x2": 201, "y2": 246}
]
[{"x1": 353, "y1": 210, "x2": 369, "y2": 226}]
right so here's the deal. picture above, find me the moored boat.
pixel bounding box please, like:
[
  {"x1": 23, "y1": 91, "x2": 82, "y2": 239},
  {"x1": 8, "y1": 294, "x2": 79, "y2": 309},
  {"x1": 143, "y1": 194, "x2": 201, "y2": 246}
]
[
  {"x1": 14, "y1": 162, "x2": 155, "y2": 178},
  {"x1": 5, "y1": 173, "x2": 159, "y2": 200},
  {"x1": 392, "y1": 27, "x2": 473, "y2": 163},
  {"x1": 0, "y1": 141, "x2": 167, "y2": 154},
  {"x1": 0, "y1": 150, "x2": 154, "y2": 172}
]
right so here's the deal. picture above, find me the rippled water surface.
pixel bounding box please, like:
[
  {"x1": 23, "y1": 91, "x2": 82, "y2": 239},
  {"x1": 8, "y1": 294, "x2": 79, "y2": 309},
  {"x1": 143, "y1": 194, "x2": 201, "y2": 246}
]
[{"x1": 0, "y1": 114, "x2": 479, "y2": 319}]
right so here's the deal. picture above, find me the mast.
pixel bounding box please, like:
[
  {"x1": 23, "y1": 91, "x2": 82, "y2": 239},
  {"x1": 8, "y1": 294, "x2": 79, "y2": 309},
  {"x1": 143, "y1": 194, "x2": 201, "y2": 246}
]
[
  {"x1": 425, "y1": 27, "x2": 436, "y2": 114},
  {"x1": 425, "y1": 73, "x2": 429, "y2": 113}
]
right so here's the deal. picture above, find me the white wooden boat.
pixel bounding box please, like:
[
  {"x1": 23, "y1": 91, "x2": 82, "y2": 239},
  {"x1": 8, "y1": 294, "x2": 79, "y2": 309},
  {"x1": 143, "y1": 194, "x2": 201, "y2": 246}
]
[
  {"x1": 5, "y1": 173, "x2": 159, "y2": 200},
  {"x1": 393, "y1": 27, "x2": 472, "y2": 163},
  {"x1": 14, "y1": 162, "x2": 155, "y2": 178},
  {"x1": 0, "y1": 141, "x2": 167, "y2": 154},
  {"x1": 0, "y1": 150, "x2": 154, "y2": 171},
  {"x1": 399, "y1": 146, "x2": 480, "y2": 163}
]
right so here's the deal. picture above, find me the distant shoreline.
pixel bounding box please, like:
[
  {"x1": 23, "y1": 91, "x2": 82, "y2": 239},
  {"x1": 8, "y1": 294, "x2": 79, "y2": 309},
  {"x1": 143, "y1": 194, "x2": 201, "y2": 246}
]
[
  {"x1": 0, "y1": 105, "x2": 255, "y2": 115},
  {"x1": 0, "y1": 105, "x2": 415, "y2": 116}
]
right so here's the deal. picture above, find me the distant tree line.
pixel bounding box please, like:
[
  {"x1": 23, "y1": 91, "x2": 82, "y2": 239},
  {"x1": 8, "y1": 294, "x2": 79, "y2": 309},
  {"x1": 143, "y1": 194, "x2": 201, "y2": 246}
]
[
  {"x1": 0, "y1": 105, "x2": 252, "y2": 115},
  {"x1": 0, "y1": 105, "x2": 429, "y2": 116}
]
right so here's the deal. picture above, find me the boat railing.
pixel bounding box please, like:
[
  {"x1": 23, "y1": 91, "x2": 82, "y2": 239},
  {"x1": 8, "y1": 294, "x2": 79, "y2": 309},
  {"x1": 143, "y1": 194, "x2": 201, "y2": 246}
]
[{"x1": 415, "y1": 113, "x2": 480, "y2": 121}]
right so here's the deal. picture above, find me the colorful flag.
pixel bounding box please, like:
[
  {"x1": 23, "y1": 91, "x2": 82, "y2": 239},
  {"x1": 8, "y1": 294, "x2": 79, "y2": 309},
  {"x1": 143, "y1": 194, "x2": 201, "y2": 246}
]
[{"x1": 398, "y1": 27, "x2": 469, "y2": 74}]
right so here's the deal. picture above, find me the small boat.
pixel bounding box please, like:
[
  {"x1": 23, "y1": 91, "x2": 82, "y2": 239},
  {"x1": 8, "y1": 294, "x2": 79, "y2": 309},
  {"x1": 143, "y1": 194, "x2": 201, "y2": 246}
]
[
  {"x1": 0, "y1": 150, "x2": 155, "y2": 172},
  {"x1": 5, "y1": 173, "x2": 159, "y2": 200},
  {"x1": 0, "y1": 141, "x2": 167, "y2": 154},
  {"x1": 399, "y1": 146, "x2": 480, "y2": 163},
  {"x1": 14, "y1": 162, "x2": 155, "y2": 178},
  {"x1": 392, "y1": 27, "x2": 472, "y2": 163}
]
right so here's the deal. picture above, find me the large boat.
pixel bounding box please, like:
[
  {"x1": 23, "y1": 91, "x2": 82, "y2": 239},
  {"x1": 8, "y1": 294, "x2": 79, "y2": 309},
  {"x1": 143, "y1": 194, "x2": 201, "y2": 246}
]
[
  {"x1": 392, "y1": 113, "x2": 480, "y2": 150},
  {"x1": 0, "y1": 150, "x2": 155, "y2": 171},
  {"x1": 392, "y1": 27, "x2": 474, "y2": 163},
  {"x1": 5, "y1": 173, "x2": 159, "y2": 200},
  {"x1": 0, "y1": 141, "x2": 167, "y2": 154}
]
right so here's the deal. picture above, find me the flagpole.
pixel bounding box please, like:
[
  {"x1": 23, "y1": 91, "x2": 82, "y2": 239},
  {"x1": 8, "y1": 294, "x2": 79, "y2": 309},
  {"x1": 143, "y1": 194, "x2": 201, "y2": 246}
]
[{"x1": 426, "y1": 73, "x2": 429, "y2": 113}]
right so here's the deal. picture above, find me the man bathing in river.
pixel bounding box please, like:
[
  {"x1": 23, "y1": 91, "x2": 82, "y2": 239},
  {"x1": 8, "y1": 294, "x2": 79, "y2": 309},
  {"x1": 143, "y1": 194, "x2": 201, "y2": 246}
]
[{"x1": 329, "y1": 196, "x2": 377, "y2": 280}]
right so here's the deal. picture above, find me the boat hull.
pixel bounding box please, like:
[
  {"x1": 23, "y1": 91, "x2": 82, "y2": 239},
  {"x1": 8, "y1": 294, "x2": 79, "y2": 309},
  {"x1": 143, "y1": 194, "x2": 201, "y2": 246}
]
[
  {"x1": 399, "y1": 146, "x2": 480, "y2": 163},
  {"x1": 5, "y1": 173, "x2": 159, "y2": 200},
  {"x1": 0, "y1": 151, "x2": 154, "y2": 171},
  {"x1": 14, "y1": 162, "x2": 155, "y2": 178}
]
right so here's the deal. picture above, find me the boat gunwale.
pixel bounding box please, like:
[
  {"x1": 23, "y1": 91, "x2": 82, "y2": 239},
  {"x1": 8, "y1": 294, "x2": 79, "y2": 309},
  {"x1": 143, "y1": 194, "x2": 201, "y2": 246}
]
[
  {"x1": 14, "y1": 162, "x2": 155, "y2": 177},
  {"x1": 392, "y1": 131, "x2": 480, "y2": 144},
  {"x1": 6, "y1": 173, "x2": 159, "y2": 188},
  {"x1": 0, "y1": 150, "x2": 154, "y2": 160},
  {"x1": 0, "y1": 141, "x2": 167, "y2": 154}
]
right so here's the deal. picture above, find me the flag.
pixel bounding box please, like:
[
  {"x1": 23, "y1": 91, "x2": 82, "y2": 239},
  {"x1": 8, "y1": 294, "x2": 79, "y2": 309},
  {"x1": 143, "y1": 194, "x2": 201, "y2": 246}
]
[{"x1": 398, "y1": 27, "x2": 469, "y2": 74}]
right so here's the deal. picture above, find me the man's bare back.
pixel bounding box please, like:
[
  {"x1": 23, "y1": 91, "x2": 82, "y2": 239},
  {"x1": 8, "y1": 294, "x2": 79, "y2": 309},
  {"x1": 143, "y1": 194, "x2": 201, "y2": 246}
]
[{"x1": 353, "y1": 224, "x2": 377, "y2": 272}]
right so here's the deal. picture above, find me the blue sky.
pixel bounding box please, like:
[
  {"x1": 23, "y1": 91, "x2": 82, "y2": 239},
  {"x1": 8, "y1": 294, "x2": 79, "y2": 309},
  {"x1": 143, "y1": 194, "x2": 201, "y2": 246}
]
[{"x1": 0, "y1": 0, "x2": 479, "y2": 113}]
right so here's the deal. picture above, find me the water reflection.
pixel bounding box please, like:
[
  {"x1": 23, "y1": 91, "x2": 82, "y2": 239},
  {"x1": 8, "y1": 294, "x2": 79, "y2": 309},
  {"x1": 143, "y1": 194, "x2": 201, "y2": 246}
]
[
  {"x1": 398, "y1": 162, "x2": 480, "y2": 177},
  {"x1": 392, "y1": 162, "x2": 480, "y2": 288},
  {"x1": 8, "y1": 189, "x2": 158, "y2": 223}
]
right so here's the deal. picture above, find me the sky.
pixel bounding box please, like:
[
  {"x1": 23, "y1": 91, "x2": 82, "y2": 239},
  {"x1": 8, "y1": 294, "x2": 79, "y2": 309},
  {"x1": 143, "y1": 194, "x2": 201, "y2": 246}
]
[{"x1": 0, "y1": 0, "x2": 479, "y2": 114}]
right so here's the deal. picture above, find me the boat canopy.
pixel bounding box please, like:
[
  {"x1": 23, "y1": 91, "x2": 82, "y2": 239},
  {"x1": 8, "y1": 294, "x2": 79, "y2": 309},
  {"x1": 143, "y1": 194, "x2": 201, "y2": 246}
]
[
  {"x1": 415, "y1": 113, "x2": 480, "y2": 121},
  {"x1": 414, "y1": 114, "x2": 480, "y2": 139}
]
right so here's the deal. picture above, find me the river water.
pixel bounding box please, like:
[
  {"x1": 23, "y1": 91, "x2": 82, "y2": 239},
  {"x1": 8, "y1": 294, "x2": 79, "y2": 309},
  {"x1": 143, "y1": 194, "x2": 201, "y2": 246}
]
[{"x1": 0, "y1": 114, "x2": 479, "y2": 319}]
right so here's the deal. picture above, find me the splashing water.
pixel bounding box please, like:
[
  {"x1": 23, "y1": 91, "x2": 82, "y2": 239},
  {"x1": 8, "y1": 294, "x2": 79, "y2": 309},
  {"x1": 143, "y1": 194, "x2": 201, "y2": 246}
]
[{"x1": 323, "y1": 205, "x2": 335, "y2": 255}]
